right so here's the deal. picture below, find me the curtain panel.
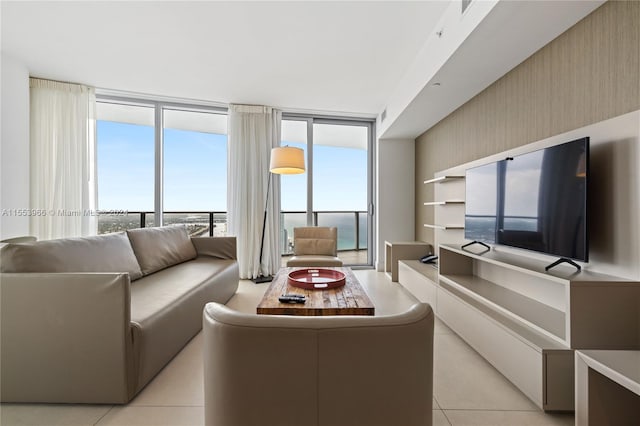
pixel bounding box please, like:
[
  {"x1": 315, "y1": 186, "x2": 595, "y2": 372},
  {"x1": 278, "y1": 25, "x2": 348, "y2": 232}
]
[
  {"x1": 227, "y1": 104, "x2": 281, "y2": 279},
  {"x1": 29, "y1": 78, "x2": 97, "y2": 240}
]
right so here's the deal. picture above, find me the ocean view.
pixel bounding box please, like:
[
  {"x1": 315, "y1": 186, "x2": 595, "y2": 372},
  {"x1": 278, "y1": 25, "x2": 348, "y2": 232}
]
[
  {"x1": 281, "y1": 212, "x2": 368, "y2": 253},
  {"x1": 98, "y1": 211, "x2": 368, "y2": 254},
  {"x1": 98, "y1": 213, "x2": 227, "y2": 237},
  {"x1": 465, "y1": 216, "x2": 538, "y2": 242}
]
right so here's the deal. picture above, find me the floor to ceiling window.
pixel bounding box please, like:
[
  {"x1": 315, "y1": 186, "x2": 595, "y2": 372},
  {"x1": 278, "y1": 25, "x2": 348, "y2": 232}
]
[
  {"x1": 96, "y1": 97, "x2": 374, "y2": 266},
  {"x1": 96, "y1": 102, "x2": 155, "y2": 233},
  {"x1": 96, "y1": 98, "x2": 228, "y2": 236},
  {"x1": 280, "y1": 117, "x2": 374, "y2": 266},
  {"x1": 162, "y1": 108, "x2": 227, "y2": 236},
  {"x1": 280, "y1": 120, "x2": 308, "y2": 254}
]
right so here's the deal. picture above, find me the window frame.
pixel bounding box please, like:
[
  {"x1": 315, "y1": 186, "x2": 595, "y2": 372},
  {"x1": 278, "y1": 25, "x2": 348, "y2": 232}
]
[
  {"x1": 96, "y1": 94, "x2": 228, "y2": 227},
  {"x1": 96, "y1": 95, "x2": 376, "y2": 267},
  {"x1": 281, "y1": 113, "x2": 376, "y2": 267}
]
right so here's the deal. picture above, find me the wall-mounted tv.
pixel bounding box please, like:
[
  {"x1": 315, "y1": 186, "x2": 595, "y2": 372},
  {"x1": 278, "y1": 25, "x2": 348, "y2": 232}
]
[{"x1": 465, "y1": 137, "x2": 589, "y2": 263}]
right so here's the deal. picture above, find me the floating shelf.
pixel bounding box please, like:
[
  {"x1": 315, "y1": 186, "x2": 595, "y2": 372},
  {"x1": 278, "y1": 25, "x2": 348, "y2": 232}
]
[
  {"x1": 423, "y1": 224, "x2": 464, "y2": 230},
  {"x1": 423, "y1": 175, "x2": 464, "y2": 184},
  {"x1": 423, "y1": 200, "x2": 465, "y2": 206}
]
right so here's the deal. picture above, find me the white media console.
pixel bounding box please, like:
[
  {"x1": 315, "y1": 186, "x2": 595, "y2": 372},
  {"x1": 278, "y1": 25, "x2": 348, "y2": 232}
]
[
  {"x1": 401, "y1": 112, "x2": 640, "y2": 411},
  {"x1": 400, "y1": 244, "x2": 638, "y2": 410}
]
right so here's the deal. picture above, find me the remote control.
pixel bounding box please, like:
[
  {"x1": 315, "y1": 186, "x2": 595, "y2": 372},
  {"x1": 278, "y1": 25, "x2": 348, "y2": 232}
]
[
  {"x1": 278, "y1": 295, "x2": 306, "y2": 304},
  {"x1": 283, "y1": 294, "x2": 305, "y2": 299}
]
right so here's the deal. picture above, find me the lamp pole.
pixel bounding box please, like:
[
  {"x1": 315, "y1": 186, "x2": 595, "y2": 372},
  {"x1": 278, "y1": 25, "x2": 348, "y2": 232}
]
[
  {"x1": 251, "y1": 146, "x2": 305, "y2": 284},
  {"x1": 252, "y1": 173, "x2": 274, "y2": 283}
]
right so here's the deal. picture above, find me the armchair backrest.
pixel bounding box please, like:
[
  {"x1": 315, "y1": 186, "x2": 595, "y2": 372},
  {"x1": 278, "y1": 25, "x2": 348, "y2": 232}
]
[
  {"x1": 203, "y1": 302, "x2": 434, "y2": 426},
  {"x1": 292, "y1": 226, "x2": 338, "y2": 257}
]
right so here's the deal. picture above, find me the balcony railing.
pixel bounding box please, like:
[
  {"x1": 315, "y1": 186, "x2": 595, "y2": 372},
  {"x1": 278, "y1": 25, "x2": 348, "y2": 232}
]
[
  {"x1": 98, "y1": 211, "x2": 227, "y2": 237},
  {"x1": 98, "y1": 210, "x2": 368, "y2": 256},
  {"x1": 279, "y1": 210, "x2": 368, "y2": 254}
]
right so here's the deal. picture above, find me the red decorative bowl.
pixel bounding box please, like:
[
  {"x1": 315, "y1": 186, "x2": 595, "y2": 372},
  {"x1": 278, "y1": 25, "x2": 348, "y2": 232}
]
[{"x1": 288, "y1": 269, "x2": 346, "y2": 290}]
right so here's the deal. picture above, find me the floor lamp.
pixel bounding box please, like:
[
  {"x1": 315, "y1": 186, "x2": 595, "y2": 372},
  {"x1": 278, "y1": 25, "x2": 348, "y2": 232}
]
[{"x1": 252, "y1": 146, "x2": 305, "y2": 283}]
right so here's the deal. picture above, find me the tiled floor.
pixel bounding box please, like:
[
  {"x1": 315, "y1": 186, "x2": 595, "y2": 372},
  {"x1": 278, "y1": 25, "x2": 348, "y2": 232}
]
[{"x1": 1, "y1": 270, "x2": 575, "y2": 426}]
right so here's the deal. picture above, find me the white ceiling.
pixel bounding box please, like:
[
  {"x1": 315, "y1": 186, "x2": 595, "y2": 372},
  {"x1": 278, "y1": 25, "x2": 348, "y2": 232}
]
[
  {"x1": 380, "y1": 0, "x2": 605, "y2": 139},
  {"x1": 1, "y1": 1, "x2": 449, "y2": 117},
  {"x1": 1, "y1": 1, "x2": 607, "y2": 139}
]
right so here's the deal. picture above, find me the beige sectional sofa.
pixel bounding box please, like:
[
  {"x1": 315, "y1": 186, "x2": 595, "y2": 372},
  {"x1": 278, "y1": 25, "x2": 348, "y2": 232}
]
[{"x1": 0, "y1": 225, "x2": 238, "y2": 404}]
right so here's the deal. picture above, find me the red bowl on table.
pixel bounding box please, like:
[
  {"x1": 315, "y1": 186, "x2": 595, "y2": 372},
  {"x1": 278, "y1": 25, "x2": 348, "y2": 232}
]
[{"x1": 287, "y1": 268, "x2": 346, "y2": 290}]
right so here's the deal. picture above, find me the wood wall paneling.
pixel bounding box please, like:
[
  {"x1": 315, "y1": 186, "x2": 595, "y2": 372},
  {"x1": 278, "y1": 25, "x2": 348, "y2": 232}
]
[{"x1": 416, "y1": 0, "x2": 640, "y2": 242}]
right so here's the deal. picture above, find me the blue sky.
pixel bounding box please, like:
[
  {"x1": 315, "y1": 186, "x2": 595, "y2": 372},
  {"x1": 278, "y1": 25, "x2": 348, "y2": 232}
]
[{"x1": 97, "y1": 121, "x2": 367, "y2": 212}]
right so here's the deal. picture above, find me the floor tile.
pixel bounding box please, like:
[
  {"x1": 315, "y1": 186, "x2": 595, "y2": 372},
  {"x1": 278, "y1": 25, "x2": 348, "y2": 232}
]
[
  {"x1": 0, "y1": 404, "x2": 111, "y2": 426},
  {"x1": 352, "y1": 269, "x2": 419, "y2": 315},
  {"x1": 433, "y1": 409, "x2": 452, "y2": 426},
  {"x1": 224, "y1": 279, "x2": 267, "y2": 313},
  {"x1": 435, "y1": 317, "x2": 454, "y2": 334},
  {"x1": 433, "y1": 333, "x2": 538, "y2": 410},
  {"x1": 2, "y1": 272, "x2": 567, "y2": 426},
  {"x1": 95, "y1": 406, "x2": 203, "y2": 426},
  {"x1": 443, "y1": 410, "x2": 574, "y2": 425},
  {"x1": 129, "y1": 333, "x2": 204, "y2": 407}
]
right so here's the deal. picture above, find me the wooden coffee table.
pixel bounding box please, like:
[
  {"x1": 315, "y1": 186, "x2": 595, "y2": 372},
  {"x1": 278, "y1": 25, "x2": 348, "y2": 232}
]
[{"x1": 256, "y1": 267, "x2": 375, "y2": 316}]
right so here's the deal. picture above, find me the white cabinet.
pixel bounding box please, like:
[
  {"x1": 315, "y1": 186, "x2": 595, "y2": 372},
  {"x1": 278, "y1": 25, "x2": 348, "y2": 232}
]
[
  {"x1": 407, "y1": 118, "x2": 640, "y2": 411},
  {"x1": 575, "y1": 350, "x2": 640, "y2": 425},
  {"x1": 435, "y1": 243, "x2": 640, "y2": 411},
  {"x1": 399, "y1": 240, "x2": 640, "y2": 411},
  {"x1": 384, "y1": 241, "x2": 432, "y2": 282},
  {"x1": 398, "y1": 260, "x2": 438, "y2": 307}
]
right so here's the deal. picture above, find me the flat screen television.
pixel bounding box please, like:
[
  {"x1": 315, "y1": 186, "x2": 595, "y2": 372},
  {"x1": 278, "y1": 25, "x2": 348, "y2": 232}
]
[{"x1": 465, "y1": 137, "x2": 589, "y2": 262}]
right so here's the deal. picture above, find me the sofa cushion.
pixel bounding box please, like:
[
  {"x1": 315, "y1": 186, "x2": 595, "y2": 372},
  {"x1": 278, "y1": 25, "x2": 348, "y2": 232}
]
[
  {"x1": 129, "y1": 257, "x2": 238, "y2": 388},
  {"x1": 294, "y1": 238, "x2": 336, "y2": 256},
  {"x1": 126, "y1": 225, "x2": 197, "y2": 275},
  {"x1": 0, "y1": 232, "x2": 143, "y2": 280}
]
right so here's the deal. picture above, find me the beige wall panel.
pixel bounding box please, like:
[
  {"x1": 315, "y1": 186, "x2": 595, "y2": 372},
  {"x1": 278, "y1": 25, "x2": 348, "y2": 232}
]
[{"x1": 415, "y1": 1, "x2": 640, "y2": 242}]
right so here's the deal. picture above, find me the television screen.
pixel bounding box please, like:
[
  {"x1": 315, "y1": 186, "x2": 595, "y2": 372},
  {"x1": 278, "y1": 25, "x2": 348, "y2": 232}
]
[
  {"x1": 465, "y1": 137, "x2": 589, "y2": 261},
  {"x1": 465, "y1": 162, "x2": 499, "y2": 243}
]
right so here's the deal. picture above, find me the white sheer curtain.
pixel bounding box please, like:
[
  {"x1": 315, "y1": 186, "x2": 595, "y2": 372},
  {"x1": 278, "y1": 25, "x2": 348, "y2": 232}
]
[
  {"x1": 29, "y1": 78, "x2": 97, "y2": 240},
  {"x1": 227, "y1": 104, "x2": 281, "y2": 279}
]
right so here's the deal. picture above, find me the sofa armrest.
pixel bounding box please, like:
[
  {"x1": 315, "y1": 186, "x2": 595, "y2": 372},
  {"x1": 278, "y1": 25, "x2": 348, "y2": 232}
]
[
  {"x1": 1, "y1": 272, "x2": 134, "y2": 403},
  {"x1": 191, "y1": 236, "x2": 237, "y2": 260}
]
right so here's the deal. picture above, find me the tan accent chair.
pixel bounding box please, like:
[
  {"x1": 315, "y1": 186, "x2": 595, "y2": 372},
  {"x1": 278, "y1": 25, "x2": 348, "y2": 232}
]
[
  {"x1": 286, "y1": 226, "x2": 343, "y2": 267},
  {"x1": 203, "y1": 302, "x2": 434, "y2": 426}
]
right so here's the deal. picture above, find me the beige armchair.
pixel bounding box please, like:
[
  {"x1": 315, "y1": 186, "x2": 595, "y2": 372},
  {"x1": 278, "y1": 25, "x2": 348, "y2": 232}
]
[
  {"x1": 286, "y1": 226, "x2": 343, "y2": 267},
  {"x1": 203, "y1": 302, "x2": 434, "y2": 426}
]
